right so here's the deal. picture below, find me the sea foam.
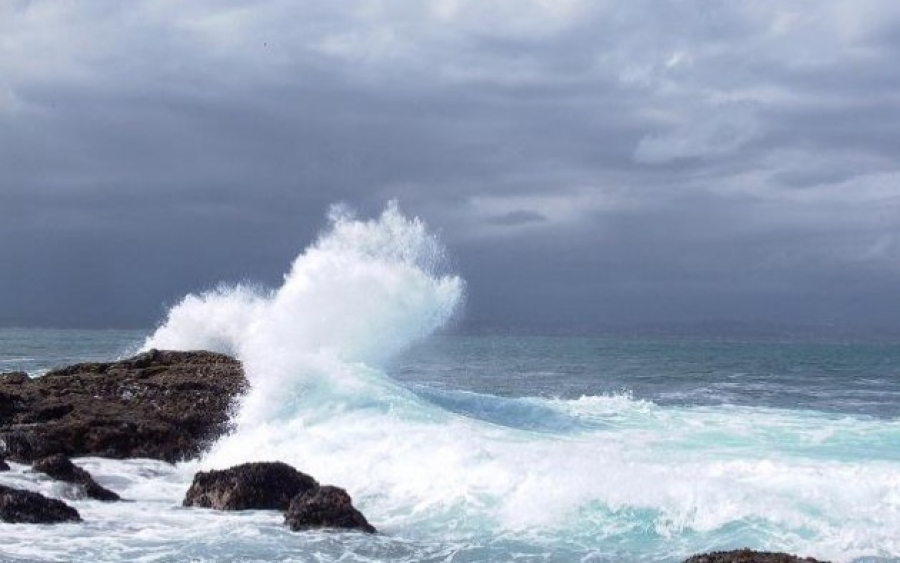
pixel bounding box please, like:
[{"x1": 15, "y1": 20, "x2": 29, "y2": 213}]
[{"x1": 132, "y1": 203, "x2": 900, "y2": 562}]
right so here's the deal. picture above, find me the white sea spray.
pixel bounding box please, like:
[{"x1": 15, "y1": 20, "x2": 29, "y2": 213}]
[{"x1": 2, "y1": 205, "x2": 900, "y2": 561}]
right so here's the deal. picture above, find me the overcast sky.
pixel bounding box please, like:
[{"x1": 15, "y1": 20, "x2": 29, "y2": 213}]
[{"x1": 1, "y1": 0, "x2": 899, "y2": 332}]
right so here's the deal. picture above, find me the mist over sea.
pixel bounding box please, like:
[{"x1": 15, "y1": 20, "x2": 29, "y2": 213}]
[{"x1": 2, "y1": 207, "x2": 900, "y2": 562}]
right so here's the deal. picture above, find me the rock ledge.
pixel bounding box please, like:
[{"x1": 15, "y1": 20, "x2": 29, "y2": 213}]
[{"x1": 0, "y1": 349, "x2": 247, "y2": 463}]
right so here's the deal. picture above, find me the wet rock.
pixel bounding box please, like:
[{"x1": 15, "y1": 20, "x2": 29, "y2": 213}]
[
  {"x1": 284, "y1": 485, "x2": 376, "y2": 533},
  {"x1": 32, "y1": 454, "x2": 120, "y2": 501},
  {"x1": 183, "y1": 461, "x2": 318, "y2": 511},
  {"x1": 0, "y1": 349, "x2": 247, "y2": 463},
  {"x1": 0, "y1": 458, "x2": 8, "y2": 471},
  {"x1": 0, "y1": 484, "x2": 81, "y2": 524},
  {"x1": 684, "y1": 549, "x2": 830, "y2": 563}
]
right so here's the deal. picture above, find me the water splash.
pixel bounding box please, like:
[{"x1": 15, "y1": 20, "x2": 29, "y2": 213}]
[
  {"x1": 135, "y1": 202, "x2": 900, "y2": 562},
  {"x1": 144, "y1": 201, "x2": 464, "y2": 424}
]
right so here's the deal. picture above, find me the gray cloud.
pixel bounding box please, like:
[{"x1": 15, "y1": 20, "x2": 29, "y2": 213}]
[
  {"x1": 485, "y1": 211, "x2": 547, "y2": 227},
  {"x1": 1, "y1": 0, "x2": 900, "y2": 332}
]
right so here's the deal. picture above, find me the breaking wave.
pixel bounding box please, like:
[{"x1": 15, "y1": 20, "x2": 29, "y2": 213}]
[{"x1": 138, "y1": 203, "x2": 900, "y2": 562}]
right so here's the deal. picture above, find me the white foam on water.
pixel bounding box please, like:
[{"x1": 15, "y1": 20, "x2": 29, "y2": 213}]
[
  {"x1": 143, "y1": 201, "x2": 463, "y2": 425},
  {"x1": 4, "y1": 203, "x2": 899, "y2": 562}
]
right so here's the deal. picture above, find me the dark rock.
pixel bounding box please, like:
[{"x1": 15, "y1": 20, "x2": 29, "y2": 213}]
[
  {"x1": 0, "y1": 372, "x2": 29, "y2": 385},
  {"x1": 183, "y1": 461, "x2": 318, "y2": 511},
  {"x1": 0, "y1": 484, "x2": 81, "y2": 524},
  {"x1": 32, "y1": 454, "x2": 120, "y2": 501},
  {"x1": 284, "y1": 485, "x2": 376, "y2": 533},
  {"x1": 0, "y1": 349, "x2": 247, "y2": 463},
  {"x1": 0, "y1": 458, "x2": 8, "y2": 471},
  {"x1": 684, "y1": 549, "x2": 830, "y2": 563}
]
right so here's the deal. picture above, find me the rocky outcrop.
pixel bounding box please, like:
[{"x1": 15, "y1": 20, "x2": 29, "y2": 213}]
[
  {"x1": 32, "y1": 454, "x2": 120, "y2": 501},
  {"x1": 284, "y1": 485, "x2": 376, "y2": 533},
  {"x1": 182, "y1": 462, "x2": 376, "y2": 533},
  {"x1": 183, "y1": 462, "x2": 318, "y2": 511},
  {"x1": 0, "y1": 349, "x2": 247, "y2": 463},
  {"x1": 684, "y1": 550, "x2": 830, "y2": 563},
  {"x1": 0, "y1": 484, "x2": 81, "y2": 524},
  {"x1": 0, "y1": 372, "x2": 29, "y2": 385}
]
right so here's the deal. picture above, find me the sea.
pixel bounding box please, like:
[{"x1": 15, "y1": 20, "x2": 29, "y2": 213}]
[{"x1": 1, "y1": 205, "x2": 899, "y2": 562}]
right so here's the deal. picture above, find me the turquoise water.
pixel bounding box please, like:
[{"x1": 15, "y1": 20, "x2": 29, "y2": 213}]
[
  {"x1": 2, "y1": 208, "x2": 899, "y2": 562},
  {"x1": 2, "y1": 328, "x2": 900, "y2": 562}
]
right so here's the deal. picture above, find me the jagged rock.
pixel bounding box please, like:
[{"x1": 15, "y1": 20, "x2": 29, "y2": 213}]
[
  {"x1": 183, "y1": 462, "x2": 318, "y2": 511},
  {"x1": 0, "y1": 484, "x2": 81, "y2": 524},
  {"x1": 0, "y1": 349, "x2": 247, "y2": 463},
  {"x1": 684, "y1": 549, "x2": 830, "y2": 563},
  {"x1": 0, "y1": 457, "x2": 9, "y2": 471},
  {"x1": 284, "y1": 485, "x2": 375, "y2": 533},
  {"x1": 32, "y1": 454, "x2": 120, "y2": 501}
]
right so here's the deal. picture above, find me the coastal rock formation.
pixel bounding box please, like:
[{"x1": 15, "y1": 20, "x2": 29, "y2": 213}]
[
  {"x1": 0, "y1": 371, "x2": 29, "y2": 385},
  {"x1": 0, "y1": 349, "x2": 247, "y2": 463},
  {"x1": 684, "y1": 549, "x2": 830, "y2": 563},
  {"x1": 284, "y1": 485, "x2": 376, "y2": 533},
  {"x1": 183, "y1": 461, "x2": 318, "y2": 511},
  {"x1": 32, "y1": 454, "x2": 120, "y2": 501},
  {"x1": 0, "y1": 484, "x2": 81, "y2": 524},
  {"x1": 183, "y1": 462, "x2": 375, "y2": 533}
]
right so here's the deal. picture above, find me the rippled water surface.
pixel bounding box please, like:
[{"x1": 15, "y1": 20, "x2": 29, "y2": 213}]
[
  {"x1": 2, "y1": 329, "x2": 900, "y2": 562},
  {"x1": 2, "y1": 208, "x2": 899, "y2": 562}
]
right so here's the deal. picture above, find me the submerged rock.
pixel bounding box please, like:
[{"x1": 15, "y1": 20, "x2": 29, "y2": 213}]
[
  {"x1": 0, "y1": 484, "x2": 81, "y2": 524},
  {"x1": 183, "y1": 461, "x2": 318, "y2": 511},
  {"x1": 32, "y1": 454, "x2": 120, "y2": 501},
  {"x1": 0, "y1": 349, "x2": 247, "y2": 463},
  {"x1": 684, "y1": 549, "x2": 830, "y2": 563},
  {"x1": 284, "y1": 485, "x2": 376, "y2": 533}
]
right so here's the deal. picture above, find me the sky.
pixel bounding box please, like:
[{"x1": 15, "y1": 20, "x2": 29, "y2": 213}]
[{"x1": 1, "y1": 0, "x2": 899, "y2": 332}]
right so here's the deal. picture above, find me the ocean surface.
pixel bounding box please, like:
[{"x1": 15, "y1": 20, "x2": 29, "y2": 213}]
[{"x1": 2, "y1": 206, "x2": 900, "y2": 562}]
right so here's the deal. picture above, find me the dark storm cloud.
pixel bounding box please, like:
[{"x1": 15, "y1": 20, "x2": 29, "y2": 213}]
[{"x1": 1, "y1": 0, "x2": 899, "y2": 331}]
